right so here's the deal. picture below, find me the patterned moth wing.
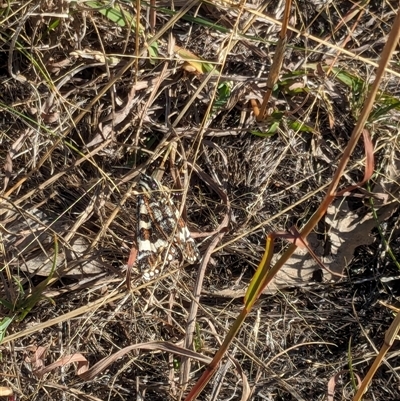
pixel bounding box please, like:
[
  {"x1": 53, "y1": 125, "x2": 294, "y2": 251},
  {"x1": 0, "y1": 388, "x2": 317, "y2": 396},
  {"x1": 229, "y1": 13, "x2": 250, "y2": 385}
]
[{"x1": 136, "y1": 173, "x2": 200, "y2": 280}]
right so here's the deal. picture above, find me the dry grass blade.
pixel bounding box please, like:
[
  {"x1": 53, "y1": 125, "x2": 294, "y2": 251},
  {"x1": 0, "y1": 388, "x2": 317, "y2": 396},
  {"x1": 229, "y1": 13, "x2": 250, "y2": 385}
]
[
  {"x1": 180, "y1": 169, "x2": 231, "y2": 393},
  {"x1": 0, "y1": 387, "x2": 13, "y2": 397},
  {"x1": 336, "y1": 129, "x2": 375, "y2": 196},
  {"x1": 256, "y1": 0, "x2": 292, "y2": 121},
  {"x1": 1, "y1": 290, "x2": 125, "y2": 345},
  {"x1": 352, "y1": 310, "x2": 400, "y2": 400}
]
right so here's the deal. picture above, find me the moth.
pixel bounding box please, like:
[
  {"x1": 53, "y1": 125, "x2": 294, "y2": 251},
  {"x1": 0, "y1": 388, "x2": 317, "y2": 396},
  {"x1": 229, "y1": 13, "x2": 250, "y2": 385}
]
[{"x1": 135, "y1": 173, "x2": 200, "y2": 280}]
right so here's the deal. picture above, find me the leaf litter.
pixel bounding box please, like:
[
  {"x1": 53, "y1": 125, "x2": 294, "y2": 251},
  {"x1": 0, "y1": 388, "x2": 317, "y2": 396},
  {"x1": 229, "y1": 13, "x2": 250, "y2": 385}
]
[{"x1": 0, "y1": 1, "x2": 400, "y2": 400}]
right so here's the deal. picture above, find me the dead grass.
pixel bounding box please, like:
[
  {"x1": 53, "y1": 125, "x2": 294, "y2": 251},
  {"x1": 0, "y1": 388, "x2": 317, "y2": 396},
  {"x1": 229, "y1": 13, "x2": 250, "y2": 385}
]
[{"x1": 1, "y1": 0, "x2": 400, "y2": 400}]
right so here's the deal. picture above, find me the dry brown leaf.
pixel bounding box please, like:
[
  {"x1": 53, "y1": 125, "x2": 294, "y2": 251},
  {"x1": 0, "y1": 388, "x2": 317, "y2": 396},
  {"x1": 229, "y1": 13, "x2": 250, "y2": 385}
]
[
  {"x1": 86, "y1": 80, "x2": 149, "y2": 148},
  {"x1": 1, "y1": 209, "x2": 103, "y2": 276},
  {"x1": 30, "y1": 341, "x2": 212, "y2": 380},
  {"x1": 327, "y1": 370, "x2": 362, "y2": 401}
]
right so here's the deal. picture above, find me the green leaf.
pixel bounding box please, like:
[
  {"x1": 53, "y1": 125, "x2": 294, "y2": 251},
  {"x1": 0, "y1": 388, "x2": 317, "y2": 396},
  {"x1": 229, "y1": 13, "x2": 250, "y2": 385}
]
[
  {"x1": 289, "y1": 120, "x2": 315, "y2": 133},
  {"x1": 85, "y1": 1, "x2": 141, "y2": 31},
  {"x1": 370, "y1": 100, "x2": 400, "y2": 121},
  {"x1": 0, "y1": 298, "x2": 13, "y2": 310},
  {"x1": 0, "y1": 317, "x2": 14, "y2": 343},
  {"x1": 212, "y1": 81, "x2": 232, "y2": 113},
  {"x1": 147, "y1": 40, "x2": 159, "y2": 65},
  {"x1": 250, "y1": 122, "x2": 280, "y2": 137},
  {"x1": 47, "y1": 19, "x2": 60, "y2": 32}
]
